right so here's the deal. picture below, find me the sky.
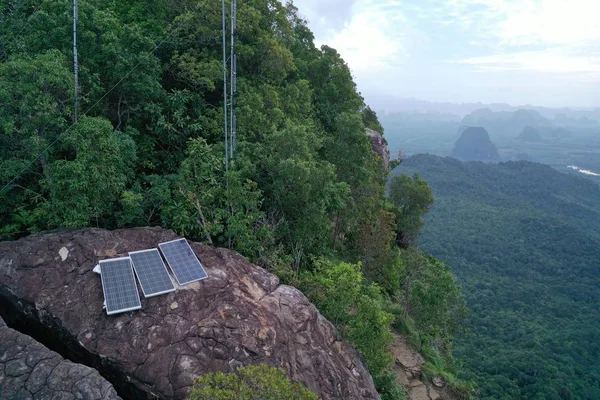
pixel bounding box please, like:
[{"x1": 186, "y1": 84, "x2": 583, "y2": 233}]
[{"x1": 291, "y1": 0, "x2": 600, "y2": 108}]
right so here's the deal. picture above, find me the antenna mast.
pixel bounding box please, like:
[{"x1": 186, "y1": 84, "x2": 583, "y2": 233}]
[
  {"x1": 222, "y1": 0, "x2": 228, "y2": 172},
  {"x1": 230, "y1": 0, "x2": 237, "y2": 159},
  {"x1": 73, "y1": 0, "x2": 79, "y2": 123}
]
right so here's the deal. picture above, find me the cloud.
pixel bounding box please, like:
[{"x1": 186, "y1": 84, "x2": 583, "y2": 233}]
[
  {"x1": 445, "y1": 1, "x2": 600, "y2": 82},
  {"x1": 437, "y1": 0, "x2": 600, "y2": 47},
  {"x1": 291, "y1": 0, "x2": 600, "y2": 106},
  {"x1": 292, "y1": 0, "x2": 408, "y2": 73},
  {"x1": 496, "y1": 0, "x2": 600, "y2": 46},
  {"x1": 458, "y1": 50, "x2": 600, "y2": 76},
  {"x1": 290, "y1": 0, "x2": 359, "y2": 36},
  {"x1": 322, "y1": 2, "x2": 408, "y2": 72}
]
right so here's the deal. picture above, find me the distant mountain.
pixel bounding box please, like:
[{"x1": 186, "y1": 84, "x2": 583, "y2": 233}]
[
  {"x1": 461, "y1": 109, "x2": 552, "y2": 138},
  {"x1": 369, "y1": 96, "x2": 600, "y2": 121},
  {"x1": 395, "y1": 154, "x2": 600, "y2": 400},
  {"x1": 516, "y1": 126, "x2": 543, "y2": 142},
  {"x1": 451, "y1": 127, "x2": 499, "y2": 161},
  {"x1": 370, "y1": 96, "x2": 512, "y2": 117},
  {"x1": 555, "y1": 113, "x2": 600, "y2": 126},
  {"x1": 548, "y1": 126, "x2": 572, "y2": 138}
]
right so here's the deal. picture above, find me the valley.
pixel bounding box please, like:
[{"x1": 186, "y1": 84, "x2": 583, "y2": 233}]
[{"x1": 394, "y1": 154, "x2": 600, "y2": 399}]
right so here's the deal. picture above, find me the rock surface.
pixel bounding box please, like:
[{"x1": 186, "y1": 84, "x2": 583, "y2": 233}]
[
  {"x1": 0, "y1": 227, "x2": 379, "y2": 400},
  {"x1": 0, "y1": 316, "x2": 121, "y2": 399},
  {"x1": 390, "y1": 335, "x2": 454, "y2": 400},
  {"x1": 366, "y1": 128, "x2": 390, "y2": 168}
]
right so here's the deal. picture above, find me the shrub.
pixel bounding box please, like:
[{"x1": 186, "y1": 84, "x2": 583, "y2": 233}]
[
  {"x1": 189, "y1": 364, "x2": 318, "y2": 400},
  {"x1": 300, "y1": 260, "x2": 405, "y2": 399}
]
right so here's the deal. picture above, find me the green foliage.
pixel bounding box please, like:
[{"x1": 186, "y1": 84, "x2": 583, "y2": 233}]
[
  {"x1": 254, "y1": 120, "x2": 350, "y2": 267},
  {"x1": 163, "y1": 138, "x2": 267, "y2": 258},
  {"x1": 357, "y1": 207, "x2": 398, "y2": 284},
  {"x1": 399, "y1": 154, "x2": 600, "y2": 399},
  {"x1": 300, "y1": 260, "x2": 404, "y2": 399},
  {"x1": 362, "y1": 105, "x2": 385, "y2": 134},
  {"x1": 421, "y1": 358, "x2": 475, "y2": 400},
  {"x1": 388, "y1": 173, "x2": 434, "y2": 247},
  {"x1": 42, "y1": 117, "x2": 136, "y2": 228},
  {"x1": 397, "y1": 249, "x2": 467, "y2": 353},
  {"x1": 189, "y1": 364, "x2": 318, "y2": 400},
  {"x1": 0, "y1": 50, "x2": 72, "y2": 181}
]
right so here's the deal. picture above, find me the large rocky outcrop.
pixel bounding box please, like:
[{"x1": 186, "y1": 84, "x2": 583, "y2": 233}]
[
  {"x1": 451, "y1": 126, "x2": 500, "y2": 161},
  {"x1": 366, "y1": 128, "x2": 390, "y2": 168},
  {"x1": 0, "y1": 227, "x2": 379, "y2": 400},
  {"x1": 0, "y1": 316, "x2": 121, "y2": 399}
]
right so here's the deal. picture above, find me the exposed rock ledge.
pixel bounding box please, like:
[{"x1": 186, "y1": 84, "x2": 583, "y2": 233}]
[
  {"x1": 0, "y1": 227, "x2": 379, "y2": 399},
  {"x1": 391, "y1": 335, "x2": 454, "y2": 400},
  {"x1": 366, "y1": 128, "x2": 390, "y2": 169},
  {"x1": 0, "y1": 316, "x2": 121, "y2": 399}
]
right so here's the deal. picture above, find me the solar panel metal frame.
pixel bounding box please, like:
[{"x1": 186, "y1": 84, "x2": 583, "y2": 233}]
[
  {"x1": 158, "y1": 238, "x2": 208, "y2": 286},
  {"x1": 128, "y1": 249, "x2": 176, "y2": 298},
  {"x1": 99, "y1": 257, "x2": 142, "y2": 315}
]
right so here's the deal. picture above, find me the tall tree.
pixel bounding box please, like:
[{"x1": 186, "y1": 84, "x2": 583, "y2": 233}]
[{"x1": 388, "y1": 173, "x2": 434, "y2": 247}]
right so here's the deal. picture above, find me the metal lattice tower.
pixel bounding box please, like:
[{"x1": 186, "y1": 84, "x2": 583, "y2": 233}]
[
  {"x1": 222, "y1": 0, "x2": 229, "y2": 172},
  {"x1": 222, "y1": 0, "x2": 237, "y2": 168},
  {"x1": 73, "y1": 0, "x2": 79, "y2": 123},
  {"x1": 230, "y1": 0, "x2": 237, "y2": 159}
]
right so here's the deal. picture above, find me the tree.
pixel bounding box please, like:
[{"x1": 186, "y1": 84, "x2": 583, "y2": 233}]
[
  {"x1": 254, "y1": 120, "x2": 350, "y2": 268},
  {"x1": 0, "y1": 50, "x2": 72, "y2": 185},
  {"x1": 301, "y1": 261, "x2": 395, "y2": 386},
  {"x1": 398, "y1": 249, "x2": 467, "y2": 353},
  {"x1": 41, "y1": 117, "x2": 136, "y2": 228},
  {"x1": 163, "y1": 138, "x2": 267, "y2": 257},
  {"x1": 362, "y1": 105, "x2": 385, "y2": 134},
  {"x1": 388, "y1": 173, "x2": 434, "y2": 247}
]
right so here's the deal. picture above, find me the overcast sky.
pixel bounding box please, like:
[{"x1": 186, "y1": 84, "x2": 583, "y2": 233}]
[{"x1": 291, "y1": 0, "x2": 600, "y2": 108}]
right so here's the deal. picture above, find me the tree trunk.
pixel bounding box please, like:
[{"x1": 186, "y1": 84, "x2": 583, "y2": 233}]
[{"x1": 194, "y1": 198, "x2": 214, "y2": 245}]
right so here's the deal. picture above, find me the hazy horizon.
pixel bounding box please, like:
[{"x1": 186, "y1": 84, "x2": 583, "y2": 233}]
[{"x1": 292, "y1": 0, "x2": 600, "y2": 109}]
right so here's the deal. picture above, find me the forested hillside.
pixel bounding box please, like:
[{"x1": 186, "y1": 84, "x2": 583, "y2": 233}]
[
  {"x1": 0, "y1": 1, "x2": 469, "y2": 399},
  {"x1": 397, "y1": 154, "x2": 600, "y2": 399}
]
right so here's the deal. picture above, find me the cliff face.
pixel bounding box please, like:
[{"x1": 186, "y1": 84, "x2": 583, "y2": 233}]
[
  {"x1": 0, "y1": 227, "x2": 379, "y2": 400},
  {"x1": 451, "y1": 126, "x2": 500, "y2": 161},
  {"x1": 366, "y1": 128, "x2": 391, "y2": 168}
]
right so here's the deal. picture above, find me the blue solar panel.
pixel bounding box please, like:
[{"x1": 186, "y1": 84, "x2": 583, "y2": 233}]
[
  {"x1": 129, "y1": 249, "x2": 175, "y2": 298},
  {"x1": 99, "y1": 257, "x2": 141, "y2": 315},
  {"x1": 158, "y1": 238, "x2": 208, "y2": 285}
]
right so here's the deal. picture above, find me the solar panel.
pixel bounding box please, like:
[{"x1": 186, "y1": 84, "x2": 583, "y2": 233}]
[
  {"x1": 129, "y1": 249, "x2": 176, "y2": 298},
  {"x1": 99, "y1": 257, "x2": 141, "y2": 315},
  {"x1": 158, "y1": 238, "x2": 208, "y2": 285}
]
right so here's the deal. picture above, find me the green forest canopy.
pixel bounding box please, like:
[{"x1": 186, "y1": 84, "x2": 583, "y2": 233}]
[
  {"x1": 0, "y1": 1, "x2": 469, "y2": 399},
  {"x1": 397, "y1": 154, "x2": 600, "y2": 400}
]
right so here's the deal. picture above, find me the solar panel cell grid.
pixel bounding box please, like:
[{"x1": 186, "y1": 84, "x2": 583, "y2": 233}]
[
  {"x1": 99, "y1": 257, "x2": 141, "y2": 315},
  {"x1": 129, "y1": 249, "x2": 175, "y2": 297},
  {"x1": 159, "y1": 238, "x2": 208, "y2": 285}
]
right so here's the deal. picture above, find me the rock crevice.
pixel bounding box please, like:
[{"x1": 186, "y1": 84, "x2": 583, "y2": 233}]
[{"x1": 0, "y1": 315, "x2": 121, "y2": 399}]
